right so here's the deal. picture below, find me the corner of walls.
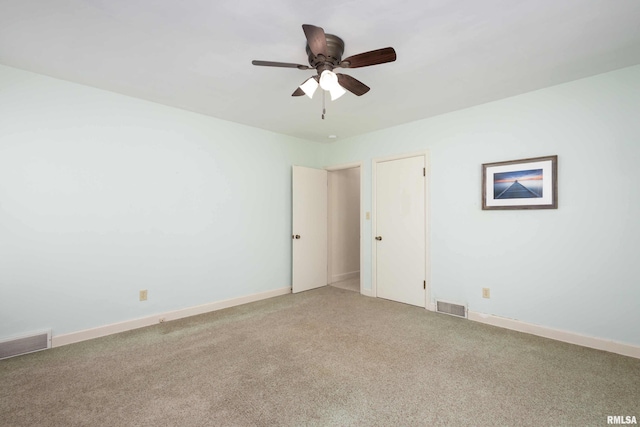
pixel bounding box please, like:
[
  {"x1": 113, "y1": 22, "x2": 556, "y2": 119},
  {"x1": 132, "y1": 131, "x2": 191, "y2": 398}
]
[{"x1": 0, "y1": 64, "x2": 322, "y2": 341}]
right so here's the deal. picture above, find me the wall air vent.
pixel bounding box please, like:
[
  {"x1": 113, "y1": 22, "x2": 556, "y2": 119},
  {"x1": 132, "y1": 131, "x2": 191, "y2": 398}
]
[
  {"x1": 0, "y1": 330, "x2": 51, "y2": 360},
  {"x1": 436, "y1": 300, "x2": 467, "y2": 318}
]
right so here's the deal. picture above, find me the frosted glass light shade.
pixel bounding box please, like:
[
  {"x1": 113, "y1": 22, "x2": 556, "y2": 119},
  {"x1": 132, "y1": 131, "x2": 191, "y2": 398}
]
[
  {"x1": 319, "y1": 70, "x2": 345, "y2": 100},
  {"x1": 299, "y1": 77, "x2": 319, "y2": 99},
  {"x1": 329, "y1": 85, "x2": 346, "y2": 101},
  {"x1": 319, "y1": 70, "x2": 338, "y2": 90}
]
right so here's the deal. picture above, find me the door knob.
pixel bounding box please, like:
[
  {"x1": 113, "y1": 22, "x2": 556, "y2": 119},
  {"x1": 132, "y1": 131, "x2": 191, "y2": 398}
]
[
  {"x1": 375, "y1": 236, "x2": 382, "y2": 241},
  {"x1": 294, "y1": 235, "x2": 301, "y2": 239}
]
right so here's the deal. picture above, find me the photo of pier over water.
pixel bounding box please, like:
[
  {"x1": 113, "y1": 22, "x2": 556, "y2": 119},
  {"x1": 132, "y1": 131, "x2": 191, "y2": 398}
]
[{"x1": 493, "y1": 169, "x2": 543, "y2": 199}]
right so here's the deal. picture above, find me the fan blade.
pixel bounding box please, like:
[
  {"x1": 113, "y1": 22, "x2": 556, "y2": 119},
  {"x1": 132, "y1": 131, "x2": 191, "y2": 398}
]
[
  {"x1": 292, "y1": 87, "x2": 305, "y2": 96},
  {"x1": 302, "y1": 24, "x2": 328, "y2": 57},
  {"x1": 252, "y1": 60, "x2": 309, "y2": 70},
  {"x1": 337, "y1": 74, "x2": 370, "y2": 96},
  {"x1": 340, "y1": 47, "x2": 396, "y2": 69}
]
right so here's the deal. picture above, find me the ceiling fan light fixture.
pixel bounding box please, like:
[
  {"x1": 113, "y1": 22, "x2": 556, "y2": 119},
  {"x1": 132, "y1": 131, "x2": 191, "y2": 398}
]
[
  {"x1": 299, "y1": 77, "x2": 319, "y2": 98},
  {"x1": 329, "y1": 84, "x2": 346, "y2": 101},
  {"x1": 319, "y1": 70, "x2": 338, "y2": 91},
  {"x1": 319, "y1": 70, "x2": 345, "y2": 100}
]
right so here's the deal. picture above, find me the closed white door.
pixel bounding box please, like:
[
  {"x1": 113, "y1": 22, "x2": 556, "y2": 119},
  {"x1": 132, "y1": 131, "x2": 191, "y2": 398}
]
[
  {"x1": 375, "y1": 156, "x2": 426, "y2": 306},
  {"x1": 292, "y1": 166, "x2": 328, "y2": 293}
]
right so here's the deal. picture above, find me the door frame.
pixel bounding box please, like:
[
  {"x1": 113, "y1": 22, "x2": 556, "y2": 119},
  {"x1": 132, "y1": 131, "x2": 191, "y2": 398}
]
[
  {"x1": 326, "y1": 161, "x2": 364, "y2": 294},
  {"x1": 372, "y1": 151, "x2": 431, "y2": 310}
]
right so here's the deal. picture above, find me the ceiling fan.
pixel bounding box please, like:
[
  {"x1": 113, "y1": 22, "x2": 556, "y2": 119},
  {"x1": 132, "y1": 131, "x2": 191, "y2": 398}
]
[{"x1": 252, "y1": 24, "x2": 396, "y2": 103}]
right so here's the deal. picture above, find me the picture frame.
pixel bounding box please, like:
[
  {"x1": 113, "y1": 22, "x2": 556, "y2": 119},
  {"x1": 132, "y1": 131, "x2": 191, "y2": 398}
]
[{"x1": 482, "y1": 155, "x2": 558, "y2": 210}]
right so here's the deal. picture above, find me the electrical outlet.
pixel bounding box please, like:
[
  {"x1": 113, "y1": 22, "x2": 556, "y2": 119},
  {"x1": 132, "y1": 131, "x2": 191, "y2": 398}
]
[
  {"x1": 139, "y1": 290, "x2": 148, "y2": 301},
  {"x1": 482, "y1": 288, "x2": 490, "y2": 299}
]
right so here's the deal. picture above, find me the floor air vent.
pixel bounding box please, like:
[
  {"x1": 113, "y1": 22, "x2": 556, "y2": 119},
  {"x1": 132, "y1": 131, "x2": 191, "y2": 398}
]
[
  {"x1": 0, "y1": 330, "x2": 51, "y2": 360},
  {"x1": 436, "y1": 301, "x2": 467, "y2": 318}
]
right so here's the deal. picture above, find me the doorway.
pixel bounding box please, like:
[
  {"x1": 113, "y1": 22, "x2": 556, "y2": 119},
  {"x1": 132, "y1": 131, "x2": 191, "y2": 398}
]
[
  {"x1": 328, "y1": 165, "x2": 361, "y2": 293},
  {"x1": 291, "y1": 163, "x2": 363, "y2": 294}
]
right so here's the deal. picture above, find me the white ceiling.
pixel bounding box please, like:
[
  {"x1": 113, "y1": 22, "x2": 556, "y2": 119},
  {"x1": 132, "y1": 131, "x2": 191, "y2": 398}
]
[{"x1": 1, "y1": 0, "x2": 639, "y2": 143}]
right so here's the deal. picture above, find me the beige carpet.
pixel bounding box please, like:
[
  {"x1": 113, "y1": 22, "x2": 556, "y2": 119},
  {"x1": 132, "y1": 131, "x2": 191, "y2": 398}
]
[{"x1": 1, "y1": 286, "x2": 639, "y2": 426}]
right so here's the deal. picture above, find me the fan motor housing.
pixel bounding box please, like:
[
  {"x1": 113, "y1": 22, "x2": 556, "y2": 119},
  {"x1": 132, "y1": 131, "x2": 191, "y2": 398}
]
[{"x1": 306, "y1": 33, "x2": 344, "y2": 69}]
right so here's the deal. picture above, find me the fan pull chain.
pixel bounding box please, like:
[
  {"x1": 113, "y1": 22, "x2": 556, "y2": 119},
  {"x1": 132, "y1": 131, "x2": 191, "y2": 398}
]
[{"x1": 322, "y1": 90, "x2": 326, "y2": 120}]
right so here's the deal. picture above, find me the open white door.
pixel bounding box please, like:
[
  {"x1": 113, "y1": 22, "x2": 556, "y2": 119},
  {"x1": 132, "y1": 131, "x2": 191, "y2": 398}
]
[
  {"x1": 292, "y1": 166, "x2": 328, "y2": 293},
  {"x1": 375, "y1": 155, "x2": 426, "y2": 307}
]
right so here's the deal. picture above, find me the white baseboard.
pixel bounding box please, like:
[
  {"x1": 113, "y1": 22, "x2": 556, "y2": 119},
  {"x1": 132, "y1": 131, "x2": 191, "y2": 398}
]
[
  {"x1": 52, "y1": 287, "x2": 291, "y2": 348},
  {"x1": 50, "y1": 289, "x2": 639, "y2": 359},
  {"x1": 467, "y1": 310, "x2": 640, "y2": 359},
  {"x1": 360, "y1": 288, "x2": 375, "y2": 297},
  {"x1": 331, "y1": 271, "x2": 359, "y2": 284}
]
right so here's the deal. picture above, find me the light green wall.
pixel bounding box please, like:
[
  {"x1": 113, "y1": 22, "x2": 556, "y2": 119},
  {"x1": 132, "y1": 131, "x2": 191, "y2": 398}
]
[
  {"x1": 2, "y1": 62, "x2": 639, "y2": 348},
  {"x1": 0, "y1": 64, "x2": 322, "y2": 337},
  {"x1": 323, "y1": 65, "x2": 640, "y2": 347}
]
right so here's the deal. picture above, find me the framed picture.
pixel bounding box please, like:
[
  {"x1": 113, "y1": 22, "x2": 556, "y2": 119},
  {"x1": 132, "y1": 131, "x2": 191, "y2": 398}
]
[{"x1": 482, "y1": 155, "x2": 558, "y2": 210}]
